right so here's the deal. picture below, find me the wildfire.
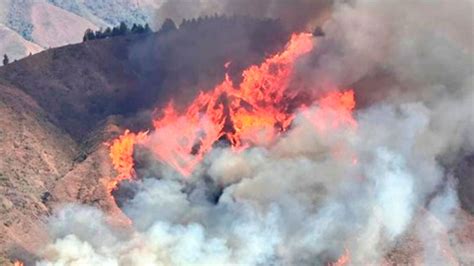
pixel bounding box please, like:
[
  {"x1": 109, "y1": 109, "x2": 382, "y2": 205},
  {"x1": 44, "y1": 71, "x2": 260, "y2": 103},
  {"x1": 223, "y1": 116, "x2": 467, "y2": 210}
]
[
  {"x1": 107, "y1": 129, "x2": 147, "y2": 190},
  {"x1": 330, "y1": 249, "x2": 351, "y2": 266},
  {"x1": 13, "y1": 261, "x2": 24, "y2": 266},
  {"x1": 107, "y1": 32, "x2": 357, "y2": 188},
  {"x1": 306, "y1": 90, "x2": 356, "y2": 133}
]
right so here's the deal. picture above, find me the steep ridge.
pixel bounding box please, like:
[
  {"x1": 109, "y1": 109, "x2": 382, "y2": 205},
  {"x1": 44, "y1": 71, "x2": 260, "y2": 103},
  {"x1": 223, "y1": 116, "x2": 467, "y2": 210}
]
[
  {"x1": 0, "y1": 17, "x2": 289, "y2": 264},
  {"x1": 0, "y1": 82, "x2": 77, "y2": 264},
  {"x1": 0, "y1": 0, "x2": 151, "y2": 60}
]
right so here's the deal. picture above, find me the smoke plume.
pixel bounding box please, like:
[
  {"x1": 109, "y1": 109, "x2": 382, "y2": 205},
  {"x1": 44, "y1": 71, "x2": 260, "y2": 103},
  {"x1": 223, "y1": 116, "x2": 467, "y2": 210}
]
[
  {"x1": 37, "y1": 0, "x2": 473, "y2": 265},
  {"x1": 154, "y1": 0, "x2": 334, "y2": 31}
]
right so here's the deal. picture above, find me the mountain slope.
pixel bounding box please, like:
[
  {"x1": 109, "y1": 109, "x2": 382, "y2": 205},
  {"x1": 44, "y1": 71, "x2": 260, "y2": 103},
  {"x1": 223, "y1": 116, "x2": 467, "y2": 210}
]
[
  {"x1": 0, "y1": 0, "x2": 154, "y2": 60},
  {"x1": 0, "y1": 15, "x2": 472, "y2": 265},
  {"x1": 30, "y1": 1, "x2": 99, "y2": 48},
  {"x1": 0, "y1": 18, "x2": 289, "y2": 263},
  {"x1": 0, "y1": 17, "x2": 289, "y2": 141},
  {"x1": 0, "y1": 24, "x2": 43, "y2": 60},
  {"x1": 0, "y1": 82, "x2": 77, "y2": 264}
]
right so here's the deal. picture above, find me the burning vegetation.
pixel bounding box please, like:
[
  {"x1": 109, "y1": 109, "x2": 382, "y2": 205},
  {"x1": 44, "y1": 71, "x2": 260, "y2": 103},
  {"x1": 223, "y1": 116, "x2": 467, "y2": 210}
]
[
  {"x1": 3, "y1": 0, "x2": 472, "y2": 265},
  {"x1": 108, "y1": 33, "x2": 355, "y2": 182},
  {"x1": 64, "y1": 32, "x2": 362, "y2": 265}
]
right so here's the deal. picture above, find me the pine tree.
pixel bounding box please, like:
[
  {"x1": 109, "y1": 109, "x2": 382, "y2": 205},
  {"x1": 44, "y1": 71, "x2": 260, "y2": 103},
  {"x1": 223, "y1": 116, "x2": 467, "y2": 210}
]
[
  {"x1": 119, "y1": 22, "x2": 129, "y2": 35},
  {"x1": 112, "y1": 26, "x2": 121, "y2": 36},
  {"x1": 131, "y1": 23, "x2": 138, "y2": 33},
  {"x1": 83, "y1": 29, "x2": 96, "y2": 42},
  {"x1": 3, "y1": 54, "x2": 9, "y2": 66},
  {"x1": 103, "y1": 27, "x2": 112, "y2": 38},
  {"x1": 144, "y1": 23, "x2": 151, "y2": 33},
  {"x1": 160, "y1": 18, "x2": 177, "y2": 34},
  {"x1": 132, "y1": 23, "x2": 145, "y2": 34},
  {"x1": 95, "y1": 29, "x2": 104, "y2": 39}
]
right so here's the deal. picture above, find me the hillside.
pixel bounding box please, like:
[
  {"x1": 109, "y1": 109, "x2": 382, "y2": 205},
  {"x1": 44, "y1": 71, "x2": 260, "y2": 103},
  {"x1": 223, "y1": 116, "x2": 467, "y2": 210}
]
[
  {"x1": 0, "y1": 83, "x2": 77, "y2": 264},
  {"x1": 0, "y1": 17, "x2": 289, "y2": 141},
  {"x1": 0, "y1": 14, "x2": 472, "y2": 265},
  {"x1": 0, "y1": 17, "x2": 289, "y2": 264},
  {"x1": 0, "y1": 0, "x2": 153, "y2": 61},
  {"x1": 0, "y1": 24, "x2": 43, "y2": 61}
]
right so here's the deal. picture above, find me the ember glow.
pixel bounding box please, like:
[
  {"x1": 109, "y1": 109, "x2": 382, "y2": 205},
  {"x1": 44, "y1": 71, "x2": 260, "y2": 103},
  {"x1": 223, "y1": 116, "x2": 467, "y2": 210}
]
[
  {"x1": 13, "y1": 261, "x2": 24, "y2": 266},
  {"x1": 330, "y1": 249, "x2": 350, "y2": 266},
  {"x1": 108, "y1": 33, "x2": 355, "y2": 181}
]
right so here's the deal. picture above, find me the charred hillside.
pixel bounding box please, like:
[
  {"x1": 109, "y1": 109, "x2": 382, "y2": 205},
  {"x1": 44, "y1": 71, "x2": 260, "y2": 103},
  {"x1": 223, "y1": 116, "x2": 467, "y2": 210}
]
[{"x1": 0, "y1": 16, "x2": 289, "y2": 142}]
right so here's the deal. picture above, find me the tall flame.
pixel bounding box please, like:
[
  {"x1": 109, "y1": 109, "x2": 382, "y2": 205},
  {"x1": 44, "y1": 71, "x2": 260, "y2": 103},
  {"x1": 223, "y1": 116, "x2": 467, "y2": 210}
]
[
  {"x1": 13, "y1": 261, "x2": 24, "y2": 266},
  {"x1": 107, "y1": 130, "x2": 147, "y2": 190},
  {"x1": 107, "y1": 32, "x2": 356, "y2": 188},
  {"x1": 329, "y1": 249, "x2": 351, "y2": 266}
]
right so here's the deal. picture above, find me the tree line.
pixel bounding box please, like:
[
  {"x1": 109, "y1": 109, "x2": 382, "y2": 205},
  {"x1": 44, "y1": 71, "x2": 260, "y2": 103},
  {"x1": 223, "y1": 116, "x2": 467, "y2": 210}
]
[
  {"x1": 81, "y1": 15, "x2": 323, "y2": 44},
  {"x1": 83, "y1": 22, "x2": 152, "y2": 42}
]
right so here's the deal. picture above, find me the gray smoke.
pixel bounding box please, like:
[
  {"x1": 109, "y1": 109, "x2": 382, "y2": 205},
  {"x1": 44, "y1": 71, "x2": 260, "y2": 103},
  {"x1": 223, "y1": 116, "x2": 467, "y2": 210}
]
[
  {"x1": 37, "y1": 0, "x2": 474, "y2": 265},
  {"x1": 154, "y1": 0, "x2": 334, "y2": 30}
]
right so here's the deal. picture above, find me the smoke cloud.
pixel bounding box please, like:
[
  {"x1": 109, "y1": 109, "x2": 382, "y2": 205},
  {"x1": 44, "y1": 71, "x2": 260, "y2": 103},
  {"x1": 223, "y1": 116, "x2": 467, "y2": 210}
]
[
  {"x1": 153, "y1": 0, "x2": 334, "y2": 30},
  {"x1": 38, "y1": 0, "x2": 473, "y2": 265}
]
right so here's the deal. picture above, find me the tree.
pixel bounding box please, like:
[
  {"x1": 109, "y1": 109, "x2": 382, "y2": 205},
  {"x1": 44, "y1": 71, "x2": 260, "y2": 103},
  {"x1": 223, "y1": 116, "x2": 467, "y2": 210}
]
[
  {"x1": 83, "y1": 29, "x2": 96, "y2": 42},
  {"x1": 103, "y1": 27, "x2": 112, "y2": 38},
  {"x1": 131, "y1": 23, "x2": 138, "y2": 33},
  {"x1": 144, "y1": 23, "x2": 152, "y2": 33},
  {"x1": 3, "y1": 54, "x2": 9, "y2": 66},
  {"x1": 160, "y1": 18, "x2": 177, "y2": 34},
  {"x1": 119, "y1": 22, "x2": 129, "y2": 35},
  {"x1": 131, "y1": 23, "x2": 144, "y2": 34},
  {"x1": 313, "y1": 26, "x2": 325, "y2": 37},
  {"x1": 112, "y1": 26, "x2": 121, "y2": 36},
  {"x1": 95, "y1": 29, "x2": 104, "y2": 39}
]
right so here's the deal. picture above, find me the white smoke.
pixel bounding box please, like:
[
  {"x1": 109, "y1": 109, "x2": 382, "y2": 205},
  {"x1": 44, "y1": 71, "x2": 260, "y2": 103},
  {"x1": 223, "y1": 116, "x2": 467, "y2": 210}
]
[{"x1": 38, "y1": 0, "x2": 473, "y2": 265}]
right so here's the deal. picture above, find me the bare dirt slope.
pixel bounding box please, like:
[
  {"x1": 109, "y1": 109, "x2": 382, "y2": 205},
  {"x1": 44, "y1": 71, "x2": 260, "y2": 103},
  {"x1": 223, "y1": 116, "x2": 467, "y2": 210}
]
[
  {"x1": 0, "y1": 82, "x2": 77, "y2": 264},
  {"x1": 0, "y1": 94, "x2": 125, "y2": 264}
]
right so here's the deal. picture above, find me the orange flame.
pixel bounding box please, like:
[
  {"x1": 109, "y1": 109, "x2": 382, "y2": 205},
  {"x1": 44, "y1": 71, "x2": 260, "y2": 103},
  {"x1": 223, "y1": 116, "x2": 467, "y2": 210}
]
[
  {"x1": 304, "y1": 90, "x2": 356, "y2": 134},
  {"x1": 147, "y1": 32, "x2": 314, "y2": 175},
  {"x1": 329, "y1": 249, "x2": 351, "y2": 266},
  {"x1": 107, "y1": 32, "x2": 357, "y2": 187},
  {"x1": 107, "y1": 129, "x2": 147, "y2": 190},
  {"x1": 13, "y1": 261, "x2": 24, "y2": 266}
]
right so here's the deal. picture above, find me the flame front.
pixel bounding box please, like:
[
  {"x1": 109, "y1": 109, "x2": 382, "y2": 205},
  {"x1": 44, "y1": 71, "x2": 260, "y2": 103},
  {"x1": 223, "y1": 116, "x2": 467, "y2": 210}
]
[
  {"x1": 107, "y1": 129, "x2": 147, "y2": 190},
  {"x1": 108, "y1": 32, "x2": 356, "y2": 187},
  {"x1": 329, "y1": 249, "x2": 351, "y2": 266},
  {"x1": 13, "y1": 261, "x2": 24, "y2": 266}
]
